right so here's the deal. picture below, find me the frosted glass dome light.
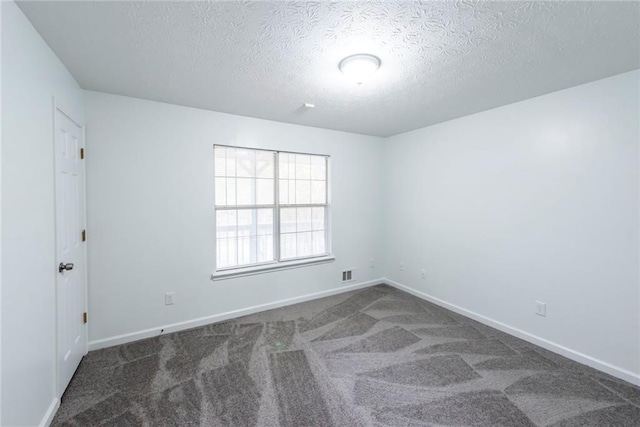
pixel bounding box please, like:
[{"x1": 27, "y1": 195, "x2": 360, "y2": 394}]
[{"x1": 339, "y1": 54, "x2": 381, "y2": 85}]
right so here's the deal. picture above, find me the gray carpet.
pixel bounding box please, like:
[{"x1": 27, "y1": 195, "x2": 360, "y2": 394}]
[{"x1": 53, "y1": 284, "x2": 640, "y2": 426}]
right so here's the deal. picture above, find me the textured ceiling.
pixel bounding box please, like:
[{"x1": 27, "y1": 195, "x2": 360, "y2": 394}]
[{"x1": 17, "y1": 1, "x2": 640, "y2": 137}]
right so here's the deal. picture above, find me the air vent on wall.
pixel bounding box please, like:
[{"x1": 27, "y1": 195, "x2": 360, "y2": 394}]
[{"x1": 342, "y1": 269, "x2": 355, "y2": 282}]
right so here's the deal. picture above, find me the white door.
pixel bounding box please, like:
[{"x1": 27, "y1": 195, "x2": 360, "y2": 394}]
[{"x1": 55, "y1": 108, "x2": 87, "y2": 395}]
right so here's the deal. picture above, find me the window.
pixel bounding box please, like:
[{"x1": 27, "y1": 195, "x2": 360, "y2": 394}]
[{"x1": 214, "y1": 145, "x2": 330, "y2": 272}]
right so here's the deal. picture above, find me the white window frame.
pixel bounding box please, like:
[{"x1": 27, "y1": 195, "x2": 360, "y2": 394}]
[{"x1": 212, "y1": 145, "x2": 334, "y2": 280}]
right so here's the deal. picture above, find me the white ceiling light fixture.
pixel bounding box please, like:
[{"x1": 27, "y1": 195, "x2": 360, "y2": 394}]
[{"x1": 339, "y1": 54, "x2": 381, "y2": 85}]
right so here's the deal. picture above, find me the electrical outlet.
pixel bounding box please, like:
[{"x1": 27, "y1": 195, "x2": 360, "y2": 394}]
[
  {"x1": 421, "y1": 269, "x2": 426, "y2": 279},
  {"x1": 165, "y1": 292, "x2": 175, "y2": 306},
  {"x1": 370, "y1": 259, "x2": 375, "y2": 269},
  {"x1": 399, "y1": 262, "x2": 404, "y2": 271},
  {"x1": 535, "y1": 301, "x2": 546, "y2": 317}
]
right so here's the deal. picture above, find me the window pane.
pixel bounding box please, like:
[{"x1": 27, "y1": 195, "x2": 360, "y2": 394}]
[
  {"x1": 277, "y1": 153, "x2": 326, "y2": 207},
  {"x1": 257, "y1": 235, "x2": 273, "y2": 263},
  {"x1": 216, "y1": 238, "x2": 228, "y2": 269},
  {"x1": 280, "y1": 230, "x2": 327, "y2": 260},
  {"x1": 216, "y1": 208, "x2": 274, "y2": 269},
  {"x1": 236, "y1": 149, "x2": 256, "y2": 178},
  {"x1": 279, "y1": 207, "x2": 327, "y2": 260},
  {"x1": 281, "y1": 233, "x2": 296, "y2": 259},
  {"x1": 279, "y1": 152, "x2": 298, "y2": 179},
  {"x1": 279, "y1": 153, "x2": 290, "y2": 179},
  {"x1": 311, "y1": 180, "x2": 326, "y2": 204},
  {"x1": 256, "y1": 179, "x2": 274, "y2": 205},
  {"x1": 280, "y1": 207, "x2": 296, "y2": 233},
  {"x1": 279, "y1": 179, "x2": 289, "y2": 204},
  {"x1": 228, "y1": 178, "x2": 275, "y2": 206},
  {"x1": 295, "y1": 180, "x2": 311, "y2": 204},
  {"x1": 216, "y1": 237, "x2": 238, "y2": 269},
  {"x1": 215, "y1": 177, "x2": 227, "y2": 206},
  {"x1": 312, "y1": 231, "x2": 326, "y2": 255},
  {"x1": 257, "y1": 209, "x2": 273, "y2": 235},
  {"x1": 297, "y1": 232, "x2": 312, "y2": 257},
  {"x1": 310, "y1": 156, "x2": 326, "y2": 180},
  {"x1": 237, "y1": 209, "x2": 252, "y2": 237},
  {"x1": 214, "y1": 146, "x2": 226, "y2": 176},
  {"x1": 216, "y1": 210, "x2": 237, "y2": 239},
  {"x1": 256, "y1": 151, "x2": 274, "y2": 178},
  {"x1": 225, "y1": 177, "x2": 236, "y2": 206},
  {"x1": 226, "y1": 149, "x2": 236, "y2": 177},
  {"x1": 236, "y1": 178, "x2": 254, "y2": 205},
  {"x1": 312, "y1": 207, "x2": 325, "y2": 231},
  {"x1": 297, "y1": 208, "x2": 312, "y2": 232},
  {"x1": 296, "y1": 155, "x2": 311, "y2": 179},
  {"x1": 237, "y1": 236, "x2": 251, "y2": 265},
  {"x1": 286, "y1": 154, "x2": 296, "y2": 179},
  {"x1": 288, "y1": 180, "x2": 296, "y2": 204},
  {"x1": 214, "y1": 146, "x2": 275, "y2": 208}
]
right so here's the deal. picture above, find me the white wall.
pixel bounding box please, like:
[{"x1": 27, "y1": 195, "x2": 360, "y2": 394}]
[
  {"x1": 383, "y1": 70, "x2": 640, "y2": 383},
  {"x1": 1, "y1": 2, "x2": 84, "y2": 426},
  {"x1": 84, "y1": 91, "x2": 384, "y2": 345}
]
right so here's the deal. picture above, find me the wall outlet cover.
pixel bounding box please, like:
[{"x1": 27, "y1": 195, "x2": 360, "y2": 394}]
[
  {"x1": 165, "y1": 292, "x2": 175, "y2": 306},
  {"x1": 535, "y1": 301, "x2": 546, "y2": 317}
]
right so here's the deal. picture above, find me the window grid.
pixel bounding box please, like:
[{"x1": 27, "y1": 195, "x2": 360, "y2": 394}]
[
  {"x1": 214, "y1": 146, "x2": 329, "y2": 271},
  {"x1": 215, "y1": 208, "x2": 275, "y2": 269},
  {"x1": 279, "y1": 207, "x2": 327, "y2": 261}
]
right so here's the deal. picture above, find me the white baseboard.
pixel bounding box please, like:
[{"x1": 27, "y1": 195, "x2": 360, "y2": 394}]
[
  {"x1": 89, "y1": 278, "x2": 384, "y2": 351},
  {"x1": 39, "y1": 398, "x2": 60, "y2": 427},
  {"x1": 383, "y1": 278, "x2": 640, "y2": 387}
]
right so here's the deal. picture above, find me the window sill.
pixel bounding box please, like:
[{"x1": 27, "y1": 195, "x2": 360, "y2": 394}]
[{"x1": 211, "y1": 255, "x2": 335, "y2": 281}]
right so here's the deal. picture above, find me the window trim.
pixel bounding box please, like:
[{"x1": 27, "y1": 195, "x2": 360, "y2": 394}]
[
  {"x1": 211, "y1": 255, "x2": 335, "y2": 281},
  {"x1": 212, "y1": 144, "x2": 332, "y2": 276}
]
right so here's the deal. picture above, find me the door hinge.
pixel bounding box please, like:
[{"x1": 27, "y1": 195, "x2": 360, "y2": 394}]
[
  {"x1": 83, "y1": 312, "x2": 88, "y2": 324},
  {"x1": 82, "y1": 229, "x2": 86, "y2": 242},
  {"x1": 80, "y1": 148, "x2": 85, "y2": 159}
]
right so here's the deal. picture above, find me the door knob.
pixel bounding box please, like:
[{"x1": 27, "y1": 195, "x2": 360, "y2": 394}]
[{"x1": 59, "y1": 262, "x2": 74, "y2": 273}]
